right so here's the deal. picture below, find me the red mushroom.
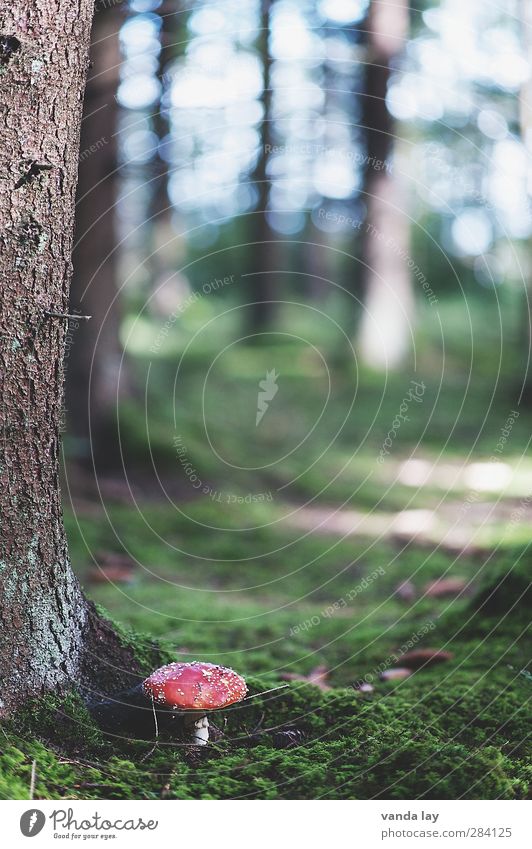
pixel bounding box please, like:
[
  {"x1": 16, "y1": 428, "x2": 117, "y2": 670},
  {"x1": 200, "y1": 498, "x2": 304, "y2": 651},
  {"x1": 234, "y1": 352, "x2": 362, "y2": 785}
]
[{"x1": 142, "y1": 661, "x2": 247, "y2": 744}]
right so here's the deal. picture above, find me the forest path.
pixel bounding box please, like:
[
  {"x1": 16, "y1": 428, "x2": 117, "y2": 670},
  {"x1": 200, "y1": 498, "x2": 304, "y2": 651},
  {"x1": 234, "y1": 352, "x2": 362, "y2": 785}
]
[{"x1": 282, "y1": 496, "x2": 530, "y2": 554}]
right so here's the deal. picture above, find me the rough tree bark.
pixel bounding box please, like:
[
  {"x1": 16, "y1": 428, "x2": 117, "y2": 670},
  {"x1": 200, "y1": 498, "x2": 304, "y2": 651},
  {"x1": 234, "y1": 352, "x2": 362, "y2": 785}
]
[
  {"x1": 68, "y1": 5, "x2": 125, "y2": 463},
  {"x1": 0, "y1": 0, "x2": 135, "y2": 716},
  {"x1": 357, "y1": 0, "x2": 414, "y2": 369}
]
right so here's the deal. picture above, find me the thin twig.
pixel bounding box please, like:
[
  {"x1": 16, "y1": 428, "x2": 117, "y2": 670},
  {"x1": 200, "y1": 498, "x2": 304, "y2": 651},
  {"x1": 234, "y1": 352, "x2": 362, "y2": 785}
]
[
  {"x1": 152, "y1": 695, "x2": 159, "y2": 738},
  {"x1": 250, "y1": 711, "x2": 265, "y2": 736},
  {"x1": 29, "y1": 759, "x2": 36, "y2": 800},
  {"x1": 139, "y1": 696, "x2": 159, "y2": 763},
  {"x1": 44, "y1": 310, "x2": 91, "y2": 321},
  {"x1": 241, "y1": 683, "x2": 290, "y2": 702}
]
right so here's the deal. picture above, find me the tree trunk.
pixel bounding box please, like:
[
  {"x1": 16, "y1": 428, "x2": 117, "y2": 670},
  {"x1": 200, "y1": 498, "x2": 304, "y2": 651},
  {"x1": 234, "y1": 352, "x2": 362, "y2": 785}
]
[
  {"x1": 0, "y1": 0, "x2": 134, "y2": 716},
  {"x1": 147, "y1": 1, "x2": 187, "y2": 317},
  {"x1": 518, "y1": 0, "x2": 532, "y2": 402},
  {"x1": 67, "y1": 6, "x2": 125, "y2": 463},
  {"x1": 248, "y1": 0, "x2": 276, "y2": 335},
  {"x1": 357, "y1": 0, "x2": 414, "y2": 369}
]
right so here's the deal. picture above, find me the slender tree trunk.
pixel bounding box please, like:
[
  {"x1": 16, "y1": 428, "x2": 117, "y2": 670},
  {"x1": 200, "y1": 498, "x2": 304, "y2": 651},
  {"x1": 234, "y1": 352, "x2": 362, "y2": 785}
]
[
  {"x1": 67, "y1": 6, "x2": 125, "y2": 463},
  {"x1": 147, "y1": 1, "x2": 186, "y2": 316},
  {"x1": 304, "y1": 222, "x2": 331, "y2": 302},
  {"x1": 0, "y1": 0, "x2": 133, "y2": 715},
  {"x1": 519, "y1": 0, "x2": 532, "y2": 401},
  {"x1": 248, "y1": 0, "x2": 276, "y2": 335},
  {"x1": 305, "y1": 44, "x2": 333, "y2": 304},
  {"x1": 357, "y1": 0, "x2": 414, "y2": 369}
]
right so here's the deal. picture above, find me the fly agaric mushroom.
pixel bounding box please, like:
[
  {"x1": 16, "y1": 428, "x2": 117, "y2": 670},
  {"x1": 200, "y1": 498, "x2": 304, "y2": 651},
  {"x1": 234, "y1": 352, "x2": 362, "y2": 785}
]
[{"x1": 142, "y1": 661, "x2": 247, "y2": 745}]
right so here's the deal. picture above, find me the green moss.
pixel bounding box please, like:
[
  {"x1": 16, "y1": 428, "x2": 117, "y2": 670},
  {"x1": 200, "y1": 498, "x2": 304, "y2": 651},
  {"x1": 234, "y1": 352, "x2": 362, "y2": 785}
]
[
  {"x1": 10, "y1": 693, "x2": 104, "y2": 752},
  {"x1": 1, "y1": 660, "x2": 530, "y2": 800},
  {"x1": 357, "y1": 742, "x2": 529, "y2": 800},
  {"x1": 2, "y1": 325, "x2": 530, "y2": 799},
  {"x1": 470, "y1": 552, "x2": 532, "y2": 618},
  {"x1": 93, "y1": 605, "x2": 174, "y2": 675}
]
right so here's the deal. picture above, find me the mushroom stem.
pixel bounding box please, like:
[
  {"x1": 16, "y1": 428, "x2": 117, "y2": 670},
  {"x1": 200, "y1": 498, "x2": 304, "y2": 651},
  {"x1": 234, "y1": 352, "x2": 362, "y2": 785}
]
[{"x1": 184, "y1": 714, "x2": 209, "y2": 745}]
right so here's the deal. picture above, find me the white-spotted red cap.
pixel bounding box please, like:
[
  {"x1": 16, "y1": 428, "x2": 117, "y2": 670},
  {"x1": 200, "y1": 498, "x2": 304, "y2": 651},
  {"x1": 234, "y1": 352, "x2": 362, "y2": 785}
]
[{"x1": 142, "y1": 661, "x2": 248, "y2": 711}]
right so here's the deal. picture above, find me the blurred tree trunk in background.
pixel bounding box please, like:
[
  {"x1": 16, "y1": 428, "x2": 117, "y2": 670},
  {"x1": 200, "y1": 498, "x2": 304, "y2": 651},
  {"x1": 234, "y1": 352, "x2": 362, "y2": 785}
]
[
  {"x1": 248, "y1": 0, "x2": 276, "y2": 335},
  {"x1": 67, "y1": 6, "x2": 126, "y2": 464},
  {"x1": 519, "y1": 0, "x2": 532, "y2": 401},
  {"x1": 305, "y1": 42, "x2": 334, "y2": 305},
  {"x1": 0, "y1": 0, "x2": 132, "y2": 714},
  {"x1": 148, "y1": 1, "x2": 186, "y2": 316},
  {"x1": 357, "y1": 0, "x2": 414, "y2": 369},
  {"x1": 305, "y1": 221, "x2": 332, "y2": 302}
]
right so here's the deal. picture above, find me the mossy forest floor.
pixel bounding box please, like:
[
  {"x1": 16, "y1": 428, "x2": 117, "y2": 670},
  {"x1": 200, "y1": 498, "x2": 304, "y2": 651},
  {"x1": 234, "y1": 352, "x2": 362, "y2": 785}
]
[{"x1": 2, "y1": 299, "x2": 531, "y2": 799}]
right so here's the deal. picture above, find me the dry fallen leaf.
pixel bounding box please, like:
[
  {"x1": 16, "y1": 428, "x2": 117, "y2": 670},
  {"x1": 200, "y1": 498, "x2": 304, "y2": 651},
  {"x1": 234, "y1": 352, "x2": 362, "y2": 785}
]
[
  {"x1": 400, "y1": 648, "x2": 454, "y2": 669},
  {"x1": 281, "y1": 664, "x2": 331, "y2": 691},
  {"x1": 270, "y1": 729, "x2": 305, "y2": 748},
  {"x1": 425, "y1": 578, "x2": 468, "y2": 598},
  {"x1": 380, "y1": 668, "x2": 412, "y2": 681},
  {"x1": 88, "y1": 551, "x2": 136, "y2": 584},
  {"x1": 395, "y1": 580, "x2": 416, "y2": 601},
  {"x1": 88, "y1": 566, "x2": 135, "y2": 584},
  {"x1": 98, "y1": 478, "x2": 135, "y2": 504},
  {"x1": 352, "y1": 681, "x2": 375, "y2": 693}
]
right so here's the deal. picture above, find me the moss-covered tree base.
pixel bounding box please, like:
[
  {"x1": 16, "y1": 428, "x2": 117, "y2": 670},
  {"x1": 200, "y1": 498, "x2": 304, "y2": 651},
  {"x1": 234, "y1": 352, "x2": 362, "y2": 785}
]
[{"x1": 2, "y1": 603, "x2": 530, "y2": 800}]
